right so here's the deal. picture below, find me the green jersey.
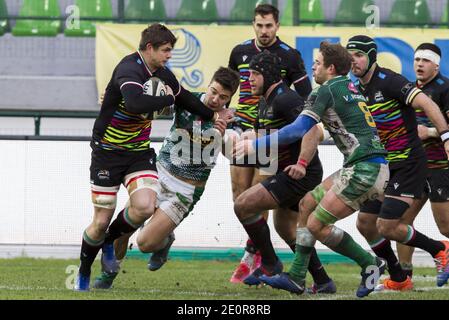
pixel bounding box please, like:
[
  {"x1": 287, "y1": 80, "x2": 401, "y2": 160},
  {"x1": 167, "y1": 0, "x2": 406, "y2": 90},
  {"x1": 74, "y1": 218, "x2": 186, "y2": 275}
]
[
  {"x1": 157, "y1": 93, "x2": 221, "y2": 181},
  {"x1": 302, "y1": 76, "x2": 386, "y2": 167}
]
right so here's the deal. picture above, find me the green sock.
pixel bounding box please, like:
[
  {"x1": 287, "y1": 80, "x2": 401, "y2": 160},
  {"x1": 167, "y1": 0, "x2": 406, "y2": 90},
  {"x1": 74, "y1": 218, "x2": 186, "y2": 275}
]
[
  {"x1": 288, "y1": 244, "x2": 311, "y2": 284},
  {"x1": 331, "y1": 232, "x2": 376, "y2": 270}
]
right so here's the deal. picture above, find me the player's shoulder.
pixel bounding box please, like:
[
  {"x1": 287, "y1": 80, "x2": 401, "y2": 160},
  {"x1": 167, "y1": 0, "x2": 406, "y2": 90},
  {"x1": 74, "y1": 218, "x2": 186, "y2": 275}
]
[
  {"x1": 276, "y1": 38, "x2": 295, "y2": 52},
  {"x1": 434, "y1": 74, "x2": 449, "y2": 88},
  {"x1": 114, "y1": 52, "x2": 148, "y2": 83},
  {"x1": 231, "y1": 39, "x2": 255, "y2": 52},
  {"x1": 376, "y1": 66, "x2": 407, "y2": 83},
  {"x1": 118, "y1": 52, "x2": 142, "y2": 69},
  {"x1": 274, "y1": 38, "x2": 300, "y2": 58},
  {"x1": 273, "y1": 85, "x2": 301, "y2": 103}
]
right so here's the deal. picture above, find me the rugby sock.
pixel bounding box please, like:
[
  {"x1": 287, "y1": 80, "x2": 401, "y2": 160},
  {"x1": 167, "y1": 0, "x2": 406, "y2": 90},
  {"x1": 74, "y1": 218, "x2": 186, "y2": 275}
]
[
  {"x1": 245, "y1": 239, "x2": 257, "y2": 254},
  {"x1": 329, "y1": 231, "x2": 376, "y2": 270},
  {"x1": 79, "y1": 231, "x2": 104, "y2": 277},
  {"x1": 241, "y1": 239, "x2": 257, "y2": 266},
  {"x1": 241, "y1": 215, "x2": 277, "y2": 267},
  {"x1": 314, "y1": 207, "x2": 376, "y2": 269},
  {"x1": 287, "y1": 239, "x2": 296, "y2": 253},
  {"x1": 105, "y1": 208, "x2": 140, "y2": 244},
  {"x1": 401, "y1": 262, "x2": 414, "y2": 279},
  {"x1": 370, "y1": 237, "x2": 406, "y2": 282},
  {"x1": 402, "y1": 225, "x2": 444, "y2": 257},
  {"x1": 289, "y1": 244, "x2": 311, "y2": 283},
  {"x1": 308, "y1": 248, "x2": 332, "y2": 285},
  {"x1": 287, "y1": 239, "x2": 331, "y2": 285}
]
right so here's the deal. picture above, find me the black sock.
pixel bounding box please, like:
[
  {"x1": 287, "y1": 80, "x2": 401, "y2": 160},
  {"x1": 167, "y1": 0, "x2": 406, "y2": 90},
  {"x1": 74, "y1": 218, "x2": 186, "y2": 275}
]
[
  {"x1": 241, "y1": 216, "x2": 277, "y2": 266},
  {"x1": 404, "y1": 226, "x2": 444, "y2": 257},
  {"x1": 371, "y1": 238, "x2": 406, "y2": 282},
  {"x1": 245, "y1": 238, "x2": 258, "y2": 254},
  {"x1": 105, "y1": 208, "x2": 139, "y2": 244},
  {"x1": 308, "y1": 248, "x2": 331, "y2": 285},
  {"x1": 401, "y1": 262, "x2": 413, "y2": 279},
  {"x1": 79, "y1": 232, "x2": 103, "y2": 277},
  {"x1": 288, "y1": 241, "x2": 296, "y2": 253}
]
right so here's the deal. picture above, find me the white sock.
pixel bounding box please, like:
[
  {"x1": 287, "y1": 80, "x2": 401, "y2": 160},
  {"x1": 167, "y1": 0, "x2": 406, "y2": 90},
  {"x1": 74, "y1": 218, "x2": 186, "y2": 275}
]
[{"x1": 241, "y1": 250, "x2": 255, "y2": 267}]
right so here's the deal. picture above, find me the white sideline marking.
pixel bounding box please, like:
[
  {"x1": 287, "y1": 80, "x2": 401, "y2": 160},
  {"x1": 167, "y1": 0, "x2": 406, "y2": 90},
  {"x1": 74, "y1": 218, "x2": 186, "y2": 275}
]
[
  {"x1": 314, "y1": 285, "x2": 449, "y2": 300},
  {"x1": 0, "y1": 285, "x2": 244, "y2": 298}
]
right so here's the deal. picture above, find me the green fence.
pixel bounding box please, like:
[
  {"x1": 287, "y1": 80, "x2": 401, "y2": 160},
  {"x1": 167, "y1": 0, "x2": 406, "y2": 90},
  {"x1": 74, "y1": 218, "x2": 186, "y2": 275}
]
[{"x1": 0, "y1": 0, "x2": 448, "y2": 36}]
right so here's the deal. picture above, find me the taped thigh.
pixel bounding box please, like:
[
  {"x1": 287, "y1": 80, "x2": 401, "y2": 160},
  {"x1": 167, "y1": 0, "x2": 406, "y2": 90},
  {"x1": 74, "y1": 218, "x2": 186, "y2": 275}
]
[
  {"x1": 91, "y1": 185, "x2": 119, "y2": 209},
  {"x1": 124, "y1": 170, "x2": 159, "y2": 196}
]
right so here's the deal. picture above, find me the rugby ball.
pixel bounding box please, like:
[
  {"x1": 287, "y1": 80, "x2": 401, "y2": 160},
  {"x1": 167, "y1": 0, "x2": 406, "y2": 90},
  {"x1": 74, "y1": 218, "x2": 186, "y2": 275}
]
[
  {"x1": 143, "y1": 77, "x2": 167, "y2": 96},
  {"x1": 142, "y1": 77, "x2": 173, "y2": 119}
]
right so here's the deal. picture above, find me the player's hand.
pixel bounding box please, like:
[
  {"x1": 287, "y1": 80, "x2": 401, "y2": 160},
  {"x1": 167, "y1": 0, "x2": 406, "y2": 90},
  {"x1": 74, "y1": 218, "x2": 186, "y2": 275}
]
[
  {"x1": 214, "y1": 118, "x2": 227, "y2": 136},
  {"x1": 233, "y1": 139, "x2": 255, "y2": 159},
  {"x1": 284, "y1": 164, "x2": 306, "y2": 180},
  {"x1": 99, "y1": 92, "x2": 105, "y2": 105},
  {"x1": 444, "y1": 140, "x2": 449, "y2": 161},
  {"x1": 218, "y1": 108, "x2": 235, "y2": 124},
  {"x1": 417, "y1": 125, "x2": 430, "y2": 140},
  {"x1": 165, "y1": 85, "x2": 174, "y2": 98}
]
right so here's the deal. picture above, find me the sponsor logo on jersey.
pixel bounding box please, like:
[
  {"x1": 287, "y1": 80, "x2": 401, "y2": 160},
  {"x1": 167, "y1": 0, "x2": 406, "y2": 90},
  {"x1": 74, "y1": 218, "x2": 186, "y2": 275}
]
[
  {"x1": 97, "y1": 170, "x2": 110, "y2": 180},
  {"x1": 348, "y1": 82, "x2": 358, "y2": 94},
  {"x1": 374, "y1": 91, "x2": 384, "y2": 102},
  {"x1": 243, "y1": 55, "x2": 248, "y2": 62}
]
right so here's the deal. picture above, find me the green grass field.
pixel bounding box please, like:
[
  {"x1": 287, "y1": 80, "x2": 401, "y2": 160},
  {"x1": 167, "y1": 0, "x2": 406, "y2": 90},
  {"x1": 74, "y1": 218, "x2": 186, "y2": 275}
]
[{"x1": 0, "y1": 258, "x2": 447, "y2": 300}]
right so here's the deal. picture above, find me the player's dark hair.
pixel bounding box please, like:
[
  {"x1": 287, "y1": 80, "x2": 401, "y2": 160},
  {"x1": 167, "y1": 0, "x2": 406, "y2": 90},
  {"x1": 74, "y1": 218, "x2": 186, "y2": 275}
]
[
  {"x1": 254, "y1": 4, "x2": 279, "y2": 23},
  {"x1": 139, "y1": 23, "x2": 177, "y2": 51},
  {"x1": 320, "y1": 41, "x2": 353, "y2": 76},
  {"x1": 416, "y1": 43, "x2": 442, "y2": 57},
  {"x1": 211, "y1": 67, "x2": 240, "y2": 95}
]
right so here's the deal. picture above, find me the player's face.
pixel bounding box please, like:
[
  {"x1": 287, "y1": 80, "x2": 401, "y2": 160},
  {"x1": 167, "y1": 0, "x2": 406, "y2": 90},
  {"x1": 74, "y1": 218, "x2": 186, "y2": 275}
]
[
  {"x1": 148, "y1": 43, "x2": 173, "y2": 69},
  {"x1": 204, "y1": 81, "x2": 232, "y2": 111},
  {"x1": 414, "y1": 57, "x2": 438, "y2": 83},
  {"x1": 253, "y1": 14, "x2": 279, "y2": 47},
  {"x1": 312, "y1": 52, "x2": 328, "y2": 85},
  {"x1": 349, "y1": 51, "x2": 369, "y2": 77},
  {"x1": 249, "y1": 69, "x2": 264, "y2": 95}
]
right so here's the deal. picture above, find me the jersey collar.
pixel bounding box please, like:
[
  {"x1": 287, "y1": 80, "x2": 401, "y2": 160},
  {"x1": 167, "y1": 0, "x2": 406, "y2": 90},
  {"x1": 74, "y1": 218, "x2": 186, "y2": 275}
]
[
  {"x1": 136, "y1": 50, "x2": 154, "y2": 77},
  {"x1": 416, "y1": 72, "x2": 441, "y2": 89},
  {"x1": 253, "y1": 36, "x2": 281, "y2": 52}
]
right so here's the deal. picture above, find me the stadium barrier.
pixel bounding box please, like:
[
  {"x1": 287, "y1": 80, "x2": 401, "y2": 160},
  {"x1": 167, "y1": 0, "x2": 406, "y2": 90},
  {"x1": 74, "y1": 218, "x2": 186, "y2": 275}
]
[{"x1": 0, "y1": 138, "x2": 439, "y2": 266}]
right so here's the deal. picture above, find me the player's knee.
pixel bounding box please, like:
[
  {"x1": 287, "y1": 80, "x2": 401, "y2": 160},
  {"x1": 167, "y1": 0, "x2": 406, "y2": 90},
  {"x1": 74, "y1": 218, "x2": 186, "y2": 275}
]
[
  {"x1": 356, "y1": 216, "x2": 372, "y2": 237},
  {"x1": 306, "y1": 217, "x2": 322, "y2": 237},
  {"x1": 234, "y1": 195, "x2": 250, "y2": 218},
  {"x1": 376, "y1": 218, "x2": 398, "y2": 239},
  {"x1": 137, "y1": 235, "x2": 162, "y2": 253},
  {"x1": 298, "y1": 198, "x2": 312, "y2": 223},
  {"x1": 91, "y1": 216, "x2": 111, "y2": 235},
  {"x1": 136, "y1": 235, "x2": 154, "y2": 253},
  {"x1": 130, "y1": 199, "x2": 155, "y2": 221}
]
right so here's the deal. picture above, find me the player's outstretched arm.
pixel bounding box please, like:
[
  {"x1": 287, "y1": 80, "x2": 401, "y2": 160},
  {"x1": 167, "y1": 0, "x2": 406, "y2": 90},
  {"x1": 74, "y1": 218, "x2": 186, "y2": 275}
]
[
  {"x1": 233, "y1": 113, "x2": 317, "y2": 159},
  {"x1": 175, "y1": 87, "x2": 216, "y2": 120},
  {"x1": 284, "y1": 124, "x2": 321, "y2": 180},
  {"x1": 253, "y1": 113, "x2": 318, "y2": 150},
  {"x1": 121, "y1": 84, "x2": 175, "y2": 113}
]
